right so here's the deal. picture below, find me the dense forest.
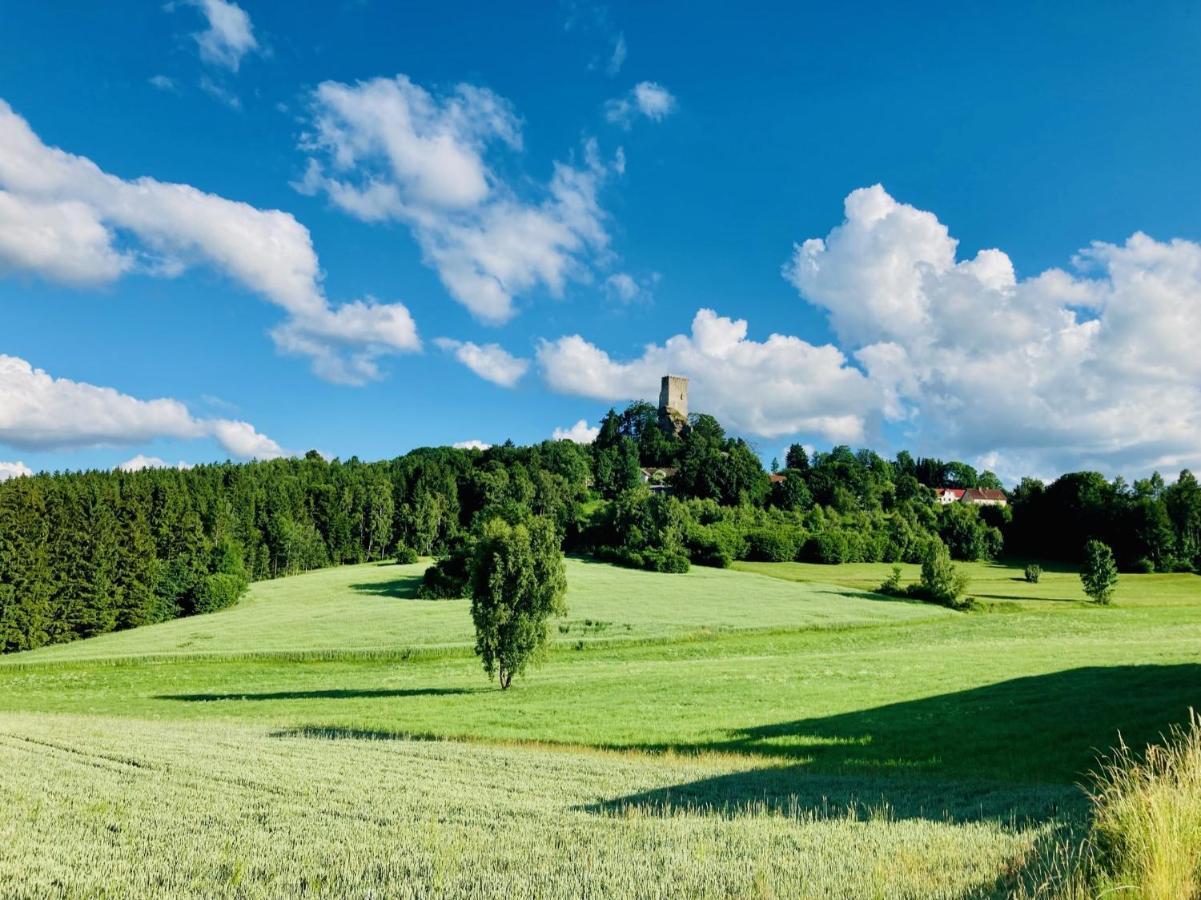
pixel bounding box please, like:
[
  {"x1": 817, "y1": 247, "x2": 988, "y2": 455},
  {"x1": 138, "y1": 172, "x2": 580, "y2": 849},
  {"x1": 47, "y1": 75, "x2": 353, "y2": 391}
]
[{"x1": 1, "y1": 400, "x2": 1199, "y2": 652}]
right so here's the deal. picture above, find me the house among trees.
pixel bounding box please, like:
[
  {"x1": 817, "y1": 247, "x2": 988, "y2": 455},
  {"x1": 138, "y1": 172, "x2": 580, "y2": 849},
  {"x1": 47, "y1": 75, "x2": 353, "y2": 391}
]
[
  {"x1": 640, "y1": 467, "x2": 677, "y2": 492},
  {"x1": 962, "y1": 488, "x2": 1008, "y2": 506},
  {"x1": 935, "y1": 486, "x2": 1008, "y2": 506}
]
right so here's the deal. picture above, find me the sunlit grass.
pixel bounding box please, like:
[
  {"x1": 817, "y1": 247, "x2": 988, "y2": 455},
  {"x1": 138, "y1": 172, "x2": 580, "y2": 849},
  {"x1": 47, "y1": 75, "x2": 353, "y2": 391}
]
[
  {"x1": 733, "y1": 559, "x2": 1201, "y2": 609},
  {"x1": 4, "y1": 557, "x2": 946, "y2": 665},
  {"x1": 0, "y1": 713, "x2": 1052, "y2": 899},
  {"x1": 2, "y1": 558, "x2": 1200, "y2": 897}
]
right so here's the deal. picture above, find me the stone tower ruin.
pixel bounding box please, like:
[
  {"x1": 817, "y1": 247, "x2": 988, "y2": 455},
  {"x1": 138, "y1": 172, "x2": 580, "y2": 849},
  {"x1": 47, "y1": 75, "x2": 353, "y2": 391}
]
[{"x1": 658, "y1": 375, "x2": 688, "y2": 434}]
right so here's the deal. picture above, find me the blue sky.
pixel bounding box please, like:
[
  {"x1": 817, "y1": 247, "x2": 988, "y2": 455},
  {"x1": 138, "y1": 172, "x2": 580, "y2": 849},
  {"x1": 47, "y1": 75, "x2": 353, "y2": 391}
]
[{"x1": 2, "y1": 1, "x2": 1201, "y2": 482}]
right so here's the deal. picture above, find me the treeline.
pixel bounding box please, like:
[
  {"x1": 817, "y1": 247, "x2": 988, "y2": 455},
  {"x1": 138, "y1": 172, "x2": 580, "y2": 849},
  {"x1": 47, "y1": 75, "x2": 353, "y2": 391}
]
[
  {"x1": 0, "y1": 443, "x2": 593, "y2": 653},
  {"x1": 1006, "y1": 471, "x2": 1201, "y2": 573},
  {"x1": 2, "y1": 401, "x2": 1199, "y2": 652}
]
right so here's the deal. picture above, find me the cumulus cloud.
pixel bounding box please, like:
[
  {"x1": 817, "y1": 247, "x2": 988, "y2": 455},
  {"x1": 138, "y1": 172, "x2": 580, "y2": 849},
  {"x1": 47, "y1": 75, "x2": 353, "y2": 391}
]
[
  {"x1": 605, "y1": 81, "x2": 676, "y2": 128},
  {"x1": 552, "y1": 419, "x2": 599, "y2": 443},
  {"x1": 0, "y1": 191, "x2": 130, "y2": 284},
  {"x1": 0, "y1": 99, "x2": 419, "y2": 384},
  {"x1": 434, "y1": 338, "x2": 529, "y2": 387},
  {"x1": 186, "y1": 0, "x2": 259, "y2": 71},
  {"x1": 453, "y1": 439, "x2": 491, "y2": 450},
  {"x1": 0, "y1": 355, "x2": 285, "y2": 459},
  {"x1": 296, "y1": 75, "x2": 611, "y2": 324},
  {"x1": 118, "y1": 455, "x2": 192, "y2": 472},
  {"x1": 784, "y1": 184, "x2": 1201, "y2": 475},
  {"x1": 538, "y1": 308, "x2": 878, "y2": 441},
  {"x1": 0, "y1": 460, "x2": 32, "y2": 481}
]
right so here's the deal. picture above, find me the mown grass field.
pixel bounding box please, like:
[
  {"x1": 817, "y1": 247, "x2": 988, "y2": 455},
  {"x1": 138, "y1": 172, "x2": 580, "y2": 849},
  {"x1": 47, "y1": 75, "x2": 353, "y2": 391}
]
[
  {"x1": 2, "y1": 558, "x2": 1200, "y2": 897},
  {"x1": 6, "y1": 558, "x2": 945, "y2": 664}
]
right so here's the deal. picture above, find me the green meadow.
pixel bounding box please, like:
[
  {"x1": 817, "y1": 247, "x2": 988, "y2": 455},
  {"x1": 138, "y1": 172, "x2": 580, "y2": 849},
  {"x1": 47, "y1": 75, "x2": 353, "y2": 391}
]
[{"x1": 2, "y1": 558, "x2": 1200, "y2": 897}]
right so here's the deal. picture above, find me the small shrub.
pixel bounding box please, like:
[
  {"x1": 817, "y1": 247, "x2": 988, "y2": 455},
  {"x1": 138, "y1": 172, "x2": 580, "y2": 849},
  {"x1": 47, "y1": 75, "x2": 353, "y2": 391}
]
[
  {"x1": 394, "y1": 545, "x2": 419, "y2": 565},
  {"x1": 192, "y1": 573, "x2": 247, "y2": 615},
  {"x1": 684, "y1": 527, "x2": 734, "y2": 568},
  {"x1": 416, "y1": 538, "x2": 474, "y2": 599},
  {"x1": 878, "y1": 565, "x2": 903, "y2": 596},
  {"x1": 641, "y1": 548, "x2": 690, "y2": 573},
  {"x1": 907, "y1": 540, "x2": 970, "y2": 608},
  {"x1": 1081, "y1": 539, "x2": 1118, "y2": 605},
  {"x1": 1024, "y1": 564, "x2": 1041, "y2": 584},
  {"x1": 744, "y1": 528, "x2": 800, "y2": 563}
]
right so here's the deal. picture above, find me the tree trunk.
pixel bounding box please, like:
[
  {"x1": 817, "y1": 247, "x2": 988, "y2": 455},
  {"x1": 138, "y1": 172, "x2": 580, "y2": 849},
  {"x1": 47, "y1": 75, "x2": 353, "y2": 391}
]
[{"x1": 499, "y1": 668, "x2": 512, "y2": 690}]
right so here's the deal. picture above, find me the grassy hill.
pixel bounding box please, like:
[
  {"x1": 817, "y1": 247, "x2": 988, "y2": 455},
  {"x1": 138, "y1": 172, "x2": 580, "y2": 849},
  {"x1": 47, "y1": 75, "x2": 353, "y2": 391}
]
[
  {"x1": 3, "y1": 557, "x2": 947, "y2": 664},
  {"x1": 2, "y1": 557, "x2": 1200, "y2": 896}
]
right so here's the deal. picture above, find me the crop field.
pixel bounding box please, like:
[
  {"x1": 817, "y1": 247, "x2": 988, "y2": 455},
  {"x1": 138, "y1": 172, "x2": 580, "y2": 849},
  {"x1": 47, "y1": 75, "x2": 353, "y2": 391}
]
[{"x1": 2, "y1": 559, "x2": 1200, "y2": 897}]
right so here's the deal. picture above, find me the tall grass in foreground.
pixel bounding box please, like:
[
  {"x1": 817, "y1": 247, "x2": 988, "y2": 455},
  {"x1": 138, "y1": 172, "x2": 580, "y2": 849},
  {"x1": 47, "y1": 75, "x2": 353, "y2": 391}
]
[
  {"x1": 1088, "y1": 710, "x2": 1201, "y2": 898},
  {"x1": 1021, "y1": 711, "x2": 1201, "y2": 899}
]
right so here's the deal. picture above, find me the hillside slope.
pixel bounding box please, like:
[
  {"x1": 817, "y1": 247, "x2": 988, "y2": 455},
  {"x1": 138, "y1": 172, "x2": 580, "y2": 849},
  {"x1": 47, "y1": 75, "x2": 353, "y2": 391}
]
[{"x1": 3, "y1": 558, "x2": 949, "y2": 664}]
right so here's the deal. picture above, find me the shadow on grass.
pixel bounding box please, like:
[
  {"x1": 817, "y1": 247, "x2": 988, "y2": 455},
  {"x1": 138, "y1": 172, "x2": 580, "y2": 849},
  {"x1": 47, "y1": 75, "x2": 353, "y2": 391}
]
[
  {"x1": 616, "y1": 664, "x2": 1201, "y2": 786},
  {"x1": 975, "y1": 592, "x2": 1082, "y2": 603},
  {"x1": 347, "y1": 575, "x2": 427, "y2": 600},
  {"x1": 157, "y1": 687, "x2": 480, "y2": 702},
  {"x1": 585, "y1": 765, "x2": 1083, "y2": 826},
  {"x1": 809, "y1": 586, "x2": 935, "y2": 606},
  {"x1": 270, "y1": 724, "x2": 462, "y2": 741}
]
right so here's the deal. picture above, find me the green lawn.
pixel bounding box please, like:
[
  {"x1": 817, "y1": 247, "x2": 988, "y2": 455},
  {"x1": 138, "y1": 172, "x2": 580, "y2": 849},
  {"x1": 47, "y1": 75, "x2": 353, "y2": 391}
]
[
  {"x1": 4, "y1": 557, "x2": 946, "y2": 664},
  {"x1": 2, "y1": 558, "x2": 1200, "y2": 897},
  {"x1": 733, "y1": 558, "x2": 1201, "y2": 609}
]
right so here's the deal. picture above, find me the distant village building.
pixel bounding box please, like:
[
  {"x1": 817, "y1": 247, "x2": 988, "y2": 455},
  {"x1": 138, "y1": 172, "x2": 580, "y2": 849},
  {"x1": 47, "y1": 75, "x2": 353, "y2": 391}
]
[
  {"x1": 934, "y1": 487, "x2": 966, "y2": 505},
  {"x1": 935, "y1": 486, "x2": 1007, "y2": 507},
  {"x1": 640, "y1": 466, "x2": 677, "y2": 492},
  {"x1": 962, "y1": 488, "x2": 1008, "y2": 506},
  {"x1": 658, "y1": 375, "x2": 688, "y2": 435}
]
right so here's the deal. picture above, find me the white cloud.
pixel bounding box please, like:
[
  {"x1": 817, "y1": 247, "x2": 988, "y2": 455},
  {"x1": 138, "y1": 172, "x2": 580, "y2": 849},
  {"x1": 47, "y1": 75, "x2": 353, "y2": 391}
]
[
  {"x1": 633, "y1": 82, "x2": 676, "y2": 120},
  {"x1": 434, "y1": 338, "x2": 529, "y2": 387},
  {"x1": 149, "y1": 75, "x2": 177, "y2": 92},
  {"x1": 118, "y1": 454, "x2": 192, "y2": 472},
  {"x1": 0, "y1": 99, "x2": 420, "y2": 384},
  {"x1": 552, "y1": 419, "x2": 599, "y2": 443},
  {"x1": 297, "y1": 75, "x2": 611, "y2": 324},
  {"x1": 187, "y1": 0, "x2": 259, "y2": 71},
  {"x1": 119, "y1": 455, "x2": 169, "y2": 472},
  {"x1": 0, "y1": 460, "x2": 32, "y2": 481},
  {"x1": 606, "y1": 81, "x2": 677, "y2": 128},
  {"x1": 603, "y1": 270, "x2": 657, "y2": 304},
  {"x1": 604, "y1": 272, "x2": 638, "y2": 302},
  {"x1": 606, "y1": 33, "x2": 627, "y2": 76},
  {"x1": 0, "y1": 355, "x2": 285, "y2": 460},
  {"x1": 785, "y1": 184, "x2": 1201, "y2": 475},
  {"x1": 538, "y1": 308, "x2": 878, "y2": 441},
  {"x1": 0, "y1": 191, "x2": 130, "y2": 284},
  {"x1": 453, "y1": 439, "x2": 491, "y2": 450},
  {"x1": 198, "y1": 74, "x2": 242, "y2": 110}
]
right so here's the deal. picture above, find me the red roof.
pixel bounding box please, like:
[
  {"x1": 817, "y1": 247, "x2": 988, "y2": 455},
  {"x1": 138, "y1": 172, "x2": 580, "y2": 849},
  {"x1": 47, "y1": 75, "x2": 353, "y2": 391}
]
[
  {"x1": 963, "y1": 488, "x2": 1007, "y2": 502},
  {"x1": 935, "y1": 487, "x2": 966, "y2": 498},
  {"x1": 769, "y1": 473, "x2": 787, "y2": 483}
]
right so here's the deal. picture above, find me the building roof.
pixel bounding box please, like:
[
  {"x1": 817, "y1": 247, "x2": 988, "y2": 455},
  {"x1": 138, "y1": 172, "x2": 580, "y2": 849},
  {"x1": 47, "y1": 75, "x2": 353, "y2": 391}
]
[
  {"x1": 935, "y1": 487, "x2": 966, "y2": 497},
  {"x1": 769, "y1": 473, "x2": 787, "y2": 483},
  {"x1": 963, "y1": 488, "x2": 1007, "y2": 502}
]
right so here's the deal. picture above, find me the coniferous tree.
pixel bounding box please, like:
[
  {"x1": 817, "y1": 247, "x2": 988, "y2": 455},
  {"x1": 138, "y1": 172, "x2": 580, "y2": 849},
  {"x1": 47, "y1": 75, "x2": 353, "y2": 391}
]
[{"x1": 0, "y1": 479, "x2": 52, "y2": 651}]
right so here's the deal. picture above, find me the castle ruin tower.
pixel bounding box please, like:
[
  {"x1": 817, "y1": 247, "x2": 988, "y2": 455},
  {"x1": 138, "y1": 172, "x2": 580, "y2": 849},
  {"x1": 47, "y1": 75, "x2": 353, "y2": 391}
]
[{"x1": 657, "y1": 375, "x2": 688, "y2": 435}]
